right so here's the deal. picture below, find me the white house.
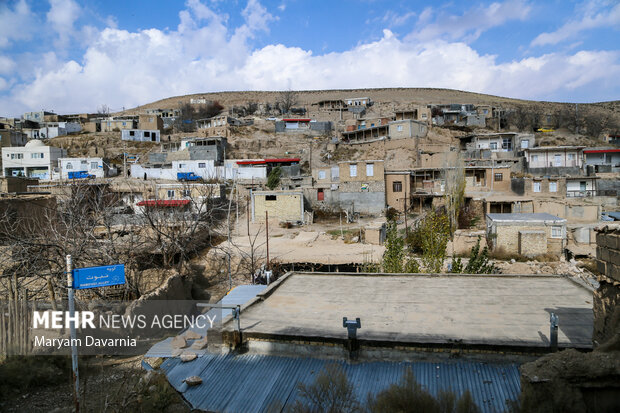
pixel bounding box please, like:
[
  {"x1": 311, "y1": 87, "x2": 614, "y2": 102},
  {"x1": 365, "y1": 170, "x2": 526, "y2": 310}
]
[
  {"x1": 2, "y1": 140, "x2": 66, "y2": 179},
  {"x1": 121, "y1": 129, "x2": 161, "y2": 143},
  {"x1": 525, "y1": 146, "x2": 584, "y2": 169},
  {"x1": 58, "y1": 157, "x2": 106, "y2": 179}
]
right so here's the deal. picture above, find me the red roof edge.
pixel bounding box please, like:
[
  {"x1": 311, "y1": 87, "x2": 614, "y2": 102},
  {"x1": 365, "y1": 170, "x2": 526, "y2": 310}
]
[
  {"x1": 584, "y1": 149, "x2": 620, "y2": 153},
  {"x1": 236, "y1": 158, "x2": 300, "y2": 165},
  {"x1": 137, "y1": 200, "x2": 191, "y2": 207}
]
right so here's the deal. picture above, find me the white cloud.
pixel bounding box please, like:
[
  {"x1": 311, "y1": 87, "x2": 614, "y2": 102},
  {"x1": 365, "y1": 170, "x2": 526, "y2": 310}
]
[
  {"x1": 0, "y1": 0, "x2": 619, "y2": 115},
  {"x1": 46, "y1": 0, "x2": 81, "y2": 47},
  {"x1": 408, "y1": 0, "x2": 531, "y2": 43},
  {"x1": 0, "y1": 0, "x2": 37, "y2": 48},
  {"x1": 531, "y1": 1, "x2": 620, "y2": 46}
]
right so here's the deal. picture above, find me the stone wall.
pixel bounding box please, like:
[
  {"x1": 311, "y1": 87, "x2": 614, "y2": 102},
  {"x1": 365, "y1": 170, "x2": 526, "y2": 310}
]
[{"x1": 594, "y1": 224, "x2": 620, "y2": 347}]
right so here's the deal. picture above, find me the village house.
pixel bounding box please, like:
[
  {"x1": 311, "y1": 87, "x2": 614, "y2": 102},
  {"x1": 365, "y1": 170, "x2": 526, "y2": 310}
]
[
  {"x1": 0, "y1": 130, "x2": 27, "y2": 172},
  {"x1": 138, "y1": 114, "x2": 164, "y2": 132},
  {"x1": 196, "y1": 113, "x2": 250, "y2": 138},
  {"x1": 313, "y1": 99, "x2": 346, "y2": 111},
  {"x1": 525, "y1": 146, "x2": 585, "y2": 175},
  {"x1": 307, "y1": 165, "x2": 340, "y2": 207},
  {"x1": 251, "y1": 190, "x2": 305, "y2": 223},
  {"x1": 35, "y1": 121, "x2": 82, "y2": 139},
  {"x1": 486, "y1": 212, "x2": 567, "y2": 258},
  {"x1": 58, "y1": 157, "x2": 108, "y2": 179},
  {"x1": 583, "y1": 148, "x2": 620, "y2": 173},
  {"x1": 393, "y1": 107, "x2": 431, "y2": 123},
  {"x1": 22, "y1": 111, "x2": 56, "y2": 122},
  {"x1": 341, "y1": 119, "x2": 427, "y2": 144},
  {"x1": 274, "y1": 118, "x2": 332, "y2": 134},
  {"x1": 385, "y1": 171, "x2": 412, "y2": 212},
  {"x1": 338, "y1": 160, "x2": 385, "y2": 215},
  {"x1": 121, "y1": 129, "x2": 161, "y2": 143},
  {"x1": 2, "y1": 140, "x2": 66, "y2": 180},
  {"x1": 151, "y1": 137, "x2": 227, "y2": 164},
  {"x1": 92, "y1": 116, "x2": 138, "y2": 133}
]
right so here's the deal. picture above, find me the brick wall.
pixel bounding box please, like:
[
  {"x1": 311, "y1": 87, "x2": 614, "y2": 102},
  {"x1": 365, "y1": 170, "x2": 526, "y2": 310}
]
[{"x1": 594, "y1": 224, "x2": 620, "y2": 346}]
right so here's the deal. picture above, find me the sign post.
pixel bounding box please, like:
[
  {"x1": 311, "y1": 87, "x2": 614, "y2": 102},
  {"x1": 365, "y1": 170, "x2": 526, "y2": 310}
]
[
  {"x1": 66, "y1": 255, "x2": 79, "y2": 412},
  {"x1": 65, "y1": 259, "x2": 126, "y2": 413}
]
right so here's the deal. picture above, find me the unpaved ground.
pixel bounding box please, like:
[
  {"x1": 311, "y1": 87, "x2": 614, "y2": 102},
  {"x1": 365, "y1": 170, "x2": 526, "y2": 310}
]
[{"x1": 209, "y1": 215, "x2": 385, "y2": 266}]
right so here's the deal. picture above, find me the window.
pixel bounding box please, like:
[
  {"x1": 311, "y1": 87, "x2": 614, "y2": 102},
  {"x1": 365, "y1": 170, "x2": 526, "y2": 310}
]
[
  {"x1": 532, "y1": 154, "x2": 538, "y2": 162},
  {"x1": 366, "y1": 163, "x2": 374, "y2": 177},
  {"x1": 349, "y1": 164, "x2": 357, "y2": 177},
  {"x1": 318, "y1": 170, "x2": 326, "y2": 180},
  {"x1": 317, "y1": 188, "x2": 324, "y2": 201},
  {"x1": 198, "y1": 162, "x2": 206, "y2": 168},
  {"x1": 265, "y1": 195, "x2": 277, "y2": 201},
  {"x1": 122, "y1": 122, "x2": 126, "y2": 126},
  {"x1": 129, "y1": 131, "x2": 135, "y2": 136},
  {"x1": 397, "y1": 125, "x2": 403, "y2": 132},
  {"x1": 502, "y1": 138, "x2": 512, "y2": 150},
  {"x1": 554, "y1": 154, "x2": 562, "y2": 167},
  {"x1": 490, "y1": 142, "x2": 498, "y2": 150},
  {"x1": 551, "y1": 226, "x2": 562, "y2": 238},
  {"x1": 533, "y1": 182, "x2": 541, "y2": 192},
  {"x1": 167, "y1": 190, "x2": 175, "y2": 198},
  {"x1": 182, "y1": 190, "x2": 191, "y2": 197},
  {"x1": 66, "y1": 163, "x2": 73, "y2": 170},
  {"x1": 494, "y1": 173, "x2": 503, "y2": 181},
  {"x1": 521, "y1": 139, "x2": 529, "y2": 149},
  {"x1": 568, "y1": 154, "x2": 575, "y2": 161},
  {"x1": 549, "y1": 181, "x2": 557, "y2": 192},
  {"x1": 144, "y1": 131, "x2": 150, "y2": 138},
  {"x1": 178, "y1": 164, "x2": 185, "y2": 168},
  {"x1": 393, "y1": 181, "x2": 403, "y2": 192},
  {"x1": 90, "y1": 162, "x2": 98, "y2": 169}
]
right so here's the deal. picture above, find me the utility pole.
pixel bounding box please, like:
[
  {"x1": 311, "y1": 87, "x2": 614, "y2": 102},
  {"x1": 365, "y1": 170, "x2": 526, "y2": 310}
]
[
  {"x1": 246, "y1": 196, "x2": 250, "y2": 236},
  {"x1": 66, "y1": 255, "x2": 79, "y2": 412},
  {"x1": 265, "y1": 211, "x2": 270, "y2": 269},
  {"x1": 123, "y1": 143, "x2": 127, "y2": 178},
  {"x1": 404, "y1": 181, "x2": 409, "y2": 239}
]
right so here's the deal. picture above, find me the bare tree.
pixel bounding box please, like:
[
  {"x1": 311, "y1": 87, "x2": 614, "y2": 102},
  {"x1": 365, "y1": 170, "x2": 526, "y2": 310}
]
[
  {"x1": 277, "y1": 90, "x2": 298, "y2": 115},
  {"x1": 506, "y1": 106, "x2": 531, "y2": 131},
  {"x1": 97, "y1": 104, "x2": 111, "y2": 116}
]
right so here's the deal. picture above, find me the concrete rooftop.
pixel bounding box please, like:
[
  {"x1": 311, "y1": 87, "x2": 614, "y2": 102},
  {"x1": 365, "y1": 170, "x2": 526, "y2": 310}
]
[{"x1": 224, "y1": 273, "x2": 593, "y2": 350}]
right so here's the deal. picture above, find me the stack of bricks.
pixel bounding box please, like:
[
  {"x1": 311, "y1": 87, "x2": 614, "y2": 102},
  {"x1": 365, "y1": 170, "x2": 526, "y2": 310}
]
[{"x1": 594, "y1": 224, "x2": 620, "y2": 346}]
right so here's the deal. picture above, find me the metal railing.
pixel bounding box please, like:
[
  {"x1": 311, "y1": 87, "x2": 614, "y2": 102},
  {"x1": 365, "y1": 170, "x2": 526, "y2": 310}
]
[{"x1": 566, "y1": 190, "x2": 597, "y2": 197}]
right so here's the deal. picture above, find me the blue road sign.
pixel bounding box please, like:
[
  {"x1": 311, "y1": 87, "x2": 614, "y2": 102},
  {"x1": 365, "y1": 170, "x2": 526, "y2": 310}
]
[{"x1": 73, "y1": 264, "x2": 125, "y2": 289}]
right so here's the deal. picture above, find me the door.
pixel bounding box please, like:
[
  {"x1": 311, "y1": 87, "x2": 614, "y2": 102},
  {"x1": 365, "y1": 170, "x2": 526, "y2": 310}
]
[
  {"x1": 317, "y1": 188, "x2": 324, "y2": 201},
  {"x1": 580, "y1": 181, "x2": 586, "y2": 191},
  {"x1": 554, "y1": 154, "x2": 562, "y2": 167}
]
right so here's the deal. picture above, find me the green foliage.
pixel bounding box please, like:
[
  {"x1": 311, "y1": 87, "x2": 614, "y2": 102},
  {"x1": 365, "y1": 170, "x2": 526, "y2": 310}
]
[
  {"x1": 450, "y1": 257, "x2": 464, "y2": 273},
  {"x1": 451, "y1": 237, "x2": 497, "y2": 274},
  {"x1": 418, "y1": 211, "x2": 451, "y2": 273},
  {"x1": 266, "y1": 166, "x2": 282, "y2": 190},
  {"x1": 382, "y1": 221, "x2": 404, "y2": 273},
  {"x1": 404, "y1": 257, "x2": 420, "y2": 273}
]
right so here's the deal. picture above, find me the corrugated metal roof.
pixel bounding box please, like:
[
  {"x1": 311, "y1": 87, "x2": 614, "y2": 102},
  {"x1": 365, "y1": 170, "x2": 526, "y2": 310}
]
[
  {"x1": 160, "y1": 353, "x2": 520, "y2": 413},
  {"x1": 144, "y1": 285, "x2": 267, "y2": 358}
]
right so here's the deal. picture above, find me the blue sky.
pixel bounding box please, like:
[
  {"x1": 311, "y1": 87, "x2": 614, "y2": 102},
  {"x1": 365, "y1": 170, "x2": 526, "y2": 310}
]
[{"x1": 0, "y1": 0, "x2": 619, "y2": 116}]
